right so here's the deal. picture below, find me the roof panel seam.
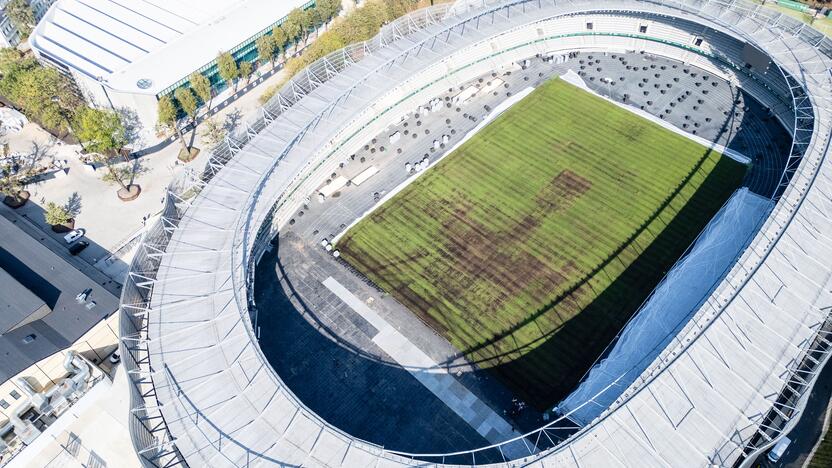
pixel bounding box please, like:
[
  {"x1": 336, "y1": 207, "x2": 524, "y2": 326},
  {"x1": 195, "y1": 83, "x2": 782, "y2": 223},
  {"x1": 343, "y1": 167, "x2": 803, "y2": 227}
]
[
  {"x1": 134, "y1": 0, "x2": 202, "y2": 27},
  {"x1": 50, "y1": 21, "x2": 133, "y2": 65},
  {"x1": 74, "y1": 0, "x2": 169, "y2": 45},
  {"x1": 58, "y1": 6, "x2": 152, "y2": 54},
  {"x1": 106, "y1": 0, "x2": 186, "y2": 35},
  {"x1": 39, "y1": 33, "x2": 113, "y2": 75}
]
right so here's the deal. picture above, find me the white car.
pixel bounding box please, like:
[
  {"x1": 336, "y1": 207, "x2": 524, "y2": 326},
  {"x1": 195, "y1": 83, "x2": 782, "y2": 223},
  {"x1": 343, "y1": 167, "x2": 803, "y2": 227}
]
[
  {"x1": 767, "y1": 436, "x2": 791, "y2": 462},
  {"x1": 63, "y1": 228, "x2": 85, "y2": 244}
]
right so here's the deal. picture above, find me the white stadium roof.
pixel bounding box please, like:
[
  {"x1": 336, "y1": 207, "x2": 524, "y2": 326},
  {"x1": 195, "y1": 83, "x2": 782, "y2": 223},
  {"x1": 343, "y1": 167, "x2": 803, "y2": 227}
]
[
  {"x1": 29, "y1": 0, "x2": 309, "y2": 95},
  {"x1": 119, "y1": 0, "x2": 832, "y2": 466}
]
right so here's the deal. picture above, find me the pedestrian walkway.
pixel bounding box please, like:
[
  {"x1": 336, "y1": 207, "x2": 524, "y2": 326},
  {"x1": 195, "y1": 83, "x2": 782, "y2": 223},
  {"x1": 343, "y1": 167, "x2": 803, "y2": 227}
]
[{"x1": 322, "y1": 276, "x2": 520, "y2": 445}]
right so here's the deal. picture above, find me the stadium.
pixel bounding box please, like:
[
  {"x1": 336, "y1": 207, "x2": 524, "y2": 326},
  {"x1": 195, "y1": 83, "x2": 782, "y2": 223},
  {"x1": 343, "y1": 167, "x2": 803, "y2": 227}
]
[{"x1": 120, "y1": 0, "x2": 832, "y2": 466}]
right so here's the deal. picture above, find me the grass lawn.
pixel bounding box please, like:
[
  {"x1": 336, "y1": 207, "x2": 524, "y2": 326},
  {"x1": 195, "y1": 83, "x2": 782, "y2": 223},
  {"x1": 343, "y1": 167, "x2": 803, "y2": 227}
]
[
  {"x1": 337, "y1": 78, "x2": 747, "y2": 409},
  {"x1": 809, "y1": 400, "x2": 832, "y2": 468},
  {"x1": 810, "y1": 428, "x2": 832, "y2": 468}
]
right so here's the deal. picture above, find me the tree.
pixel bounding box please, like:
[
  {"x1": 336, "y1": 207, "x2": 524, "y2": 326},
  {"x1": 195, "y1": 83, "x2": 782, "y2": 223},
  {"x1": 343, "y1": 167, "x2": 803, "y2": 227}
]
[
  {"x1": 283, "y1": 9, "x2": 304, "y2": 46},
  {"x1": 240, "y1": 61, "x2": 253, "y2": 84},
  {"x1": 74, "y1": 107, "x2": 137, "y2": 196},
  {"x1": 0, "y1": 134, "x2": 27, "y2": 207},
  {"x1": 259, "y1": 0, "x2": 421, "y2": 104},
  {"x1": 157, "y1": 95, "x2": 190, "y2": 155},
  {"x1": 272, "y1": 26, "x2": 289, "y2": 59},
  {"x1": 0, "y1": 48, "x2": 22, "y2": 73},
  {"x1": 174, "y1": 87, "x2": 198, "y2": 123},
  {"x1": 44, "y1": 201, "x2": 71, "y2": 226},
  {"x1": 172, "y1": 88, "x2": 201, "y2": 161},
  {"x1": 217, "y1": 52, "x2": 239, "y2": 90},
  {"x1": 0, "y1": 135, "x2": 55, "y2": 207},
  {"x1": 188, "y1": 72, "x2": 212, "y2": 109},
  {"x1": 311, "y1": 7, "x2": 326, "y2": 34},
  {"x1": 6, "y1": 0, "x2": 34, "y2": 39},
  {"x1": 0, "y1": 174, "x2": 24, "y2": 206},
  {"x1": 319, "y1": 0, "x2": 342, "y2": 20},
  {"x1": 299, "y1": 8, "x2": 314, "y2": 43},
  {"x1": 256, "y1": 35, "x2": 276, "y2": 67},
  {"x1": 74, "y1": 107, "x2": 125, "y2": 155},
  {"x1": 0, "y1": 51, "x2": 82, "y2": 134},
  {"x1": 200, "y1": 117, "x2": 227, "y2": 148}
]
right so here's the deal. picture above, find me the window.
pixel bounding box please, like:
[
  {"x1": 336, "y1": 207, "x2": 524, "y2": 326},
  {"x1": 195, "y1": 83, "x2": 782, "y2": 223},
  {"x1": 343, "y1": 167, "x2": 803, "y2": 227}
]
[
  {"x1": 694, "y1": 37, "x2": 703, "y2": 46},
  {"x1": 9, "y1": 390, "x2": 20, "y2": 400},
  {"x1": 0, "y1": 400, "x2": 8, "y2": 410},
  {"x1": 22, "y1": 334, "x2": 36, "y2": 344},
  {"x1": 586, "y1": 22, "x2": 593, "y2": 30},
  {"x1": 639, "y1": 25, "x2": 648, "y2": 33}
]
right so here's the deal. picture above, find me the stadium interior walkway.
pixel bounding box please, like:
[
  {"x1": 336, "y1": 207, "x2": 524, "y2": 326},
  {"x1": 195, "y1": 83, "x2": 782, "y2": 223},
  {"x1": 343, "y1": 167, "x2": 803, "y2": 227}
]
[{"x1": 322, "y1": 276, "x2": 520, "y2": 445}]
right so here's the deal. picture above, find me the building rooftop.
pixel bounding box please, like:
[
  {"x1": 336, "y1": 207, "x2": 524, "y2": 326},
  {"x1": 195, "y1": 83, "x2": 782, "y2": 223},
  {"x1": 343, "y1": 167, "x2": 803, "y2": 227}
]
[
  {"x1": 0, "y1": 216, "x2": 118, "y2": 383},
  {"x1": 2, "y1": 364, "x2": 141, "y2": 468},
  {"x1": 29, "y1": 0, "x2": 310, "y2": 96},
  {"x1": 0, "y1": 266, "x2": 50, "y2": 335}
]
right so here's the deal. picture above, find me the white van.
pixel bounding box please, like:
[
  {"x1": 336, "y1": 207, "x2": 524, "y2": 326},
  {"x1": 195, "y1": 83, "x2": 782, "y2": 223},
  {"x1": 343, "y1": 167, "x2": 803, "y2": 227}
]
[{"x1": 767, "y1": 436, "x2": 791, "y2": 462}]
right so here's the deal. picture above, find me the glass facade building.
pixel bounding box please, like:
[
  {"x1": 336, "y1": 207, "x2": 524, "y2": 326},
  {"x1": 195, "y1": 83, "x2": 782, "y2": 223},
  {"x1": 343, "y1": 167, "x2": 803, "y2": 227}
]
[{"x1": 157, "y1": 0, "x2": 316, "y2": 100}]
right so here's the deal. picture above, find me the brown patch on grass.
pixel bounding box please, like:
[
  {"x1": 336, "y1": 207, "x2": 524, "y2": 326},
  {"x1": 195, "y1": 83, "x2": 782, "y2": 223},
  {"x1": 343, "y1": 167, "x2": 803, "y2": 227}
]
[
  {"x1": 405, "y1": 178, "x2": 588, "y2": 322},
  {"x1": 535, "y1": 170, "x2": 592, "y2": 212}
]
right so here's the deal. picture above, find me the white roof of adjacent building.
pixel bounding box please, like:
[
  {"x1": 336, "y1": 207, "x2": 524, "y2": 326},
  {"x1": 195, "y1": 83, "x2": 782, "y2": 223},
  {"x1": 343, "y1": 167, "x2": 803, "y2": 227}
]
[{"x1": 29, "y1": 0, "x2": 309, "y2": 95}]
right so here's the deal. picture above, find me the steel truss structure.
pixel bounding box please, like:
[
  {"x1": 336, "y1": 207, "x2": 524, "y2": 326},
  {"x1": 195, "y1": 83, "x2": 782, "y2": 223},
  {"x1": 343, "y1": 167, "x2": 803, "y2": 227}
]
[{"x1": 119, "y1": 0, "x2": 832, "y2": 466}]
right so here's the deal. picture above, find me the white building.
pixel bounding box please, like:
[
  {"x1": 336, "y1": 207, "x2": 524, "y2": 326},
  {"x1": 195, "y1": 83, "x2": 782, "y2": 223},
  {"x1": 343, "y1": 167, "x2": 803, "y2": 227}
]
[
  {"x1": 0, "y1": 0, "x2": 54, "y2": 48},
  {"x1": 29, "y1": 0, "x2": 313, "y2": 139}
]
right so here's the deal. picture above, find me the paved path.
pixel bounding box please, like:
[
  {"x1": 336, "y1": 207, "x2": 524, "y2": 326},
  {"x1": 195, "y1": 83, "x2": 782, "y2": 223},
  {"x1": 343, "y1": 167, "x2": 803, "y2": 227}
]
[{"x1": 322, "y1": 276, "x2": 520, "y2": 445}]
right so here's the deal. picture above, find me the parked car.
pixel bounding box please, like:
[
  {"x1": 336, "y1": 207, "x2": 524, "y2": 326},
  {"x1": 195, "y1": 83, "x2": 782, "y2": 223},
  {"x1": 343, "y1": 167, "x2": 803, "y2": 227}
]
[
  {"x1": 68, "y1": 240, "x2": 88, "y2": 255},
  {"x1": 767, "y1": 436, "x2": 791, "y2": 462},
  {"x1": 63, "y1": 228, "x2": 85, "y2": 243}
]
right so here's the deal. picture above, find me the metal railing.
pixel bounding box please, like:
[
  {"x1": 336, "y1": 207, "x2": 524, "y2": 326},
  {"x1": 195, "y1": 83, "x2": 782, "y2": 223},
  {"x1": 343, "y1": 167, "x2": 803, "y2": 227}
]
[
  {"x1": 120, "y1": 0, "x2": 832, "y2": 465},
  {"x1": 235, "y1": 2, "x2": 831, "y2": 464},
  {"x1": 118, "y1": 4, "x2": 458, "y2": 466}
]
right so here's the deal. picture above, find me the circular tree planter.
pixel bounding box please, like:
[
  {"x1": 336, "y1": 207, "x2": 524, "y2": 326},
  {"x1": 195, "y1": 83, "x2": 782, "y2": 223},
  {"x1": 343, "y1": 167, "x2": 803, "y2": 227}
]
[
  {"x1": 118, "y1": 185, "x2": 142, "y2": 202},
  {"x1": 51, "y1": 218, "x2": 75, "y2": 233},
  {"x1": 3, "y1": 190, "x2": 29, "y2": 208},
  {"x1": 178, "y1": 147, "x2": 200, "y2": 163}
]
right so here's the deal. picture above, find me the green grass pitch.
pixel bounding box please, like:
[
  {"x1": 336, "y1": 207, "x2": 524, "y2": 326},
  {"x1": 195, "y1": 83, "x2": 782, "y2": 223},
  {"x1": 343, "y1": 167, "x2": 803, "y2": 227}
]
[{"x1": 337, "y1": 77, "x2": 747, "y2": 409}]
